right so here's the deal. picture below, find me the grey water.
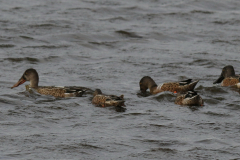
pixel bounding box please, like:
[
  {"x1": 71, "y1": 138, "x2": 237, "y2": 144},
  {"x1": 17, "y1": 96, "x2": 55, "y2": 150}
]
[{"x1": 1, "y1": 0, "x2": 240, "y2": 159}]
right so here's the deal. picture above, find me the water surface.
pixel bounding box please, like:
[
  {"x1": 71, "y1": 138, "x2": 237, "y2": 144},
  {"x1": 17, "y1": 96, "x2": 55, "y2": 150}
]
[{"x1": 1, "y1": 0, "x2": 240, "y2": 159}]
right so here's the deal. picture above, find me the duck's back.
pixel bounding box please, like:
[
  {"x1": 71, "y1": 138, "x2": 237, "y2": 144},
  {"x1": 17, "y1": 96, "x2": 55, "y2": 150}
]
[
  {"x1": 26, "y1": 85, "x2": 86, "y2": 97},
  {"x1": 222, "y1": 77, "x2": 239, "y2": 86},
  {"x1": 160, "y1": 82, "x2": 179, "y2": 92}
]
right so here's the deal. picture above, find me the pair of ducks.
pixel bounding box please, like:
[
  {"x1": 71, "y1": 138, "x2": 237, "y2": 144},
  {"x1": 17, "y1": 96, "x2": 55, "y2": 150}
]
[
  {"x1": 11, "y1": 65, "x2": 237, "y2": 107},
  {"x1": 139, "y1": 65, "x2": 240, "y2": 106},
  {"x1": 11, "y1": 69, "x2": 125, "y2": 108},
  {"x1": 139, "y1": 76, "x2": 203, "y2": 106}
]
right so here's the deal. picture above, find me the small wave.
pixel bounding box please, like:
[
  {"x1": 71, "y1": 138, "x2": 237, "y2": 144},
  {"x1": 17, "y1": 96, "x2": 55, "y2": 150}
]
[
  {"x1": 115, "y1": 30, "x2": 142, "y2": 38},
  {"x1": 204, "y1": 111, "x2": 230, "y2": 117},
  {"x1": 19, "y1": 36, "x2": 34, "y2": 40},
  {"x1": 23, "y1": 45, "x2": 70, "y2": 49},
  {"x1": 125, "y1": 112, "x2": 150, "y2": 116},
  {"x1": 154, "y1": 93, "x2": 175, "y2": 102},
  {"x1": 190, "y1": 10, "x2": 214, "y2": 14},
  {"x1": 212, "y1": 39, "x2": 234, "y2": 45},
  {"x1": 195, "y1": 138, "x2": 228, "y2": 145},
  {"x1": 150, "y1": 147, "x2": 177, "y2": 153},
  {"x1": 188, "y1": 59, "x2": 216, "y2": 67},
  {"x1": 4, "y1": 57, "x2": 39, "y2": 63},
  {"x1": 54, "y1": 143, "x2": 103, "y2": 150},
  {"x1": 100, "y1": 16, "x2": 127, "y2": 22},
  {"x1": 88, "y1": 41, "x2": 116, "y2": 48},
  {"x1": 201, "y1": 86, "x2": 228, "y2": 94},
  {"x1": 203, "y1": 98, "x2": 221, "y2": 105},
  {"x1": 28, "y1": 24, "x2": 57, "y2": 28},
  {"x1": 149, "y1": 124, "x2": 168, "y2": 128},
  {"x1": 0, "y1": 44, "x2": 14, "y2": 48},
  {"x1": 213, "y1": 20, "x2": 240, "y2": 25}
]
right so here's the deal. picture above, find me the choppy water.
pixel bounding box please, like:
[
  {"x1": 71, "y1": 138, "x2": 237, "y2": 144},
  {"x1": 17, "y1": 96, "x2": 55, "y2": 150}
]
[{"x1": 1, "y1": 0, "x2": 240, "y2": 159}]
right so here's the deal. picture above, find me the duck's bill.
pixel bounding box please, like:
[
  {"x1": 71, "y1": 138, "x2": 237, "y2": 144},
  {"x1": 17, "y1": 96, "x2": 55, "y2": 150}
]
[
  {"x1": 11, "y1": 78, "x2": 26, "y2": 89},
  {"x1": 213, "y1": 75, "x2": 224, "y2": 84}
]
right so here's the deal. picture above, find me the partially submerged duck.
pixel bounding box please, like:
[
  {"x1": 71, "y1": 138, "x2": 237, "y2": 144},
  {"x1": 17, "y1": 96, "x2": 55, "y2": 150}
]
[
  {"x1": 175, "y1": 91, "x2": 203, "y2": 106},
  {"x1": 139, "y1": 76, "x2": 199, "y2": 94},
  {"x1": 11, "y1": 68, "x2": 89, "y2": 98},
  {"x1": 92, "y1": 89, "x2": 125, "y2": 107},
  {"x1": 213, "y1": 65, "x2": 240, "y2": 87}
]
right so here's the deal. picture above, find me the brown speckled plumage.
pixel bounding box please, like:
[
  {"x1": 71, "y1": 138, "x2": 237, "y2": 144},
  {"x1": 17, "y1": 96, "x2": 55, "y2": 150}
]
[
  {"x1": 27, "y1": 86, "x2": 86, "y2": 98},
  {"x1": 36, "y1": 87, "x2": 67, "y2": 97},
  {"x1": 221, "y1": 77, "x2": 239, "y2": 86},
  {"x1": 156, "y1": 82, "x2": 179, "y2": 93},
  {"x1": 175, "y1": 91, "x2": 203, "y2": 106},
  {"x1": 140, "y1": 76, "x2": 199, "y2": 94},
  {"x1": 92, "y1": 89, "x2": 125, "y2": 107},
  {"x1": 12, "y1": 69, "x2": 89, "y2": 98}
]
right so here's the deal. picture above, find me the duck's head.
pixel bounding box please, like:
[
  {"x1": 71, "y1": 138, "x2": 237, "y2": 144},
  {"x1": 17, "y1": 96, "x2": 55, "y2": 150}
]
[
  {"x1": 213, "y1": 65, "x2": 235, "y2": 84},
  {"x1": 93, "y1": 89, "x2": 102, "y2": 96},
  {"x1": 11, "y1": 68, "x2": 39, "y2": 89},
  {"x1": 139, "y1": 76, "x2": 157, "y2": 93}
]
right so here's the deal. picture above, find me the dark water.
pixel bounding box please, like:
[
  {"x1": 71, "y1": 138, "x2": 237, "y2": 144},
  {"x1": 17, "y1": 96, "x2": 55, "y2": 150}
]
[{"x1": 1, "y1": 0, "x2": 240, "y2": 159}]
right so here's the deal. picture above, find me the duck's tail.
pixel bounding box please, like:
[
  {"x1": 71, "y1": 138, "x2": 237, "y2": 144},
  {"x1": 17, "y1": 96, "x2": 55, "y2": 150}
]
[{"x1": 180, "y1": 79, "x2": 199, "y2": 92}]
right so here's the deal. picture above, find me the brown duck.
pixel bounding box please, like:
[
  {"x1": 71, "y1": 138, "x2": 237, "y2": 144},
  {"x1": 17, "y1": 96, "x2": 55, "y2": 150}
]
[
  {"x1": 92, "y1": 89, "x2": 125, "y2": 107},
  {"x1": 139, "y1": 76, "x2": 199, "y2": 94},
  {"x1": 11, "y1": 68, "x2": 89, "y2": 98},
  {"x1": 213, "y1": 65, "x2": 240, "y2": 87},
  {"x1": 175, "y1": 91, "x2": 203, "y2": 106}
]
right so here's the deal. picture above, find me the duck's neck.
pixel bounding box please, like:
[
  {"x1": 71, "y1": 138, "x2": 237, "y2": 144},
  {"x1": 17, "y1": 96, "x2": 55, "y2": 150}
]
[
  {"x1": 29, "y1": 77, "x2": 39, "y2": 88},
  {"x1": 148, "y1": 81, "x2": 158, "y2": 94}
]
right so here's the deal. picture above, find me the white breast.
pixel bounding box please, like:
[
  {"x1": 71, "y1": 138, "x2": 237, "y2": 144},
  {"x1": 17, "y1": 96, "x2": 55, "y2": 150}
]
[{"x1": 237, "y1": 83, "x2": 240, "y2": 88}]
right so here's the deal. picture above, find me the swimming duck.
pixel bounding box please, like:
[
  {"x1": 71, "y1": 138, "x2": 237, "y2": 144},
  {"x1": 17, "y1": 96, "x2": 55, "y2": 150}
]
[
  {"x1": 175, "y1": 91, "x2": 203, "y2": 106},
  {"x1": 213, "y1": 65, "x2": 240, "y2": 87},
  {"x1": 11, "y1": 68, "x2": 89, "y2": 98},
  {"x1": 92, "y1": 89, "x2": 125, "y2": 107},
  {"x1": 139, "y1": 76, "x2": 199, "y2": 94}
]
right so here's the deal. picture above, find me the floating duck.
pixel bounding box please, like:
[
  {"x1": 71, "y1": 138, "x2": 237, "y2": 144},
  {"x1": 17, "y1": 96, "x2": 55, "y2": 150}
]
[
  {"x1": 175, "y1": 91, "x2": 203, "y2": 106},
  {"x1": 139, "y1": 76, "x2": 199, "y2": 94},
  {"x1": 11, "y1": 68, "x2": 89, "y2": 98},
  {"x1": 92, "y1": 89, "x2": 125, "y2": 107},
  {"x1": 213, "y1": 65, "x2": 240, "y2": 87}
]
